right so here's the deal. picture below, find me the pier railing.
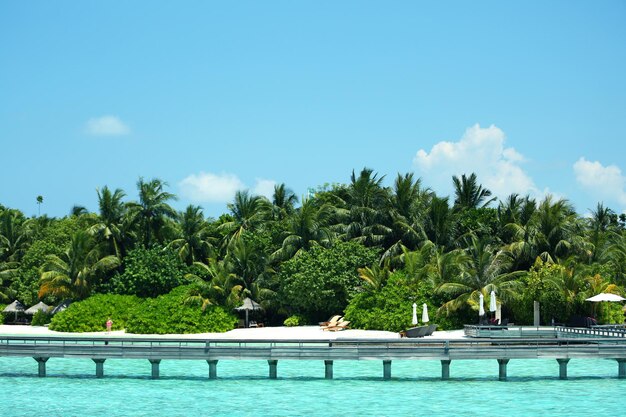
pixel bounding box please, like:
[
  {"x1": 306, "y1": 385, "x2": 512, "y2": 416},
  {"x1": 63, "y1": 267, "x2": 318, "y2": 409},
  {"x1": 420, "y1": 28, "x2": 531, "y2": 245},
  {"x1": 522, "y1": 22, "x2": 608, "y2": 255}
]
[
  {"x1": 464, "y1": 324, "x2": 626, "y2": 339},
  {"x1": 2, "y1": 335, "x2": 626, "y2": 380}
]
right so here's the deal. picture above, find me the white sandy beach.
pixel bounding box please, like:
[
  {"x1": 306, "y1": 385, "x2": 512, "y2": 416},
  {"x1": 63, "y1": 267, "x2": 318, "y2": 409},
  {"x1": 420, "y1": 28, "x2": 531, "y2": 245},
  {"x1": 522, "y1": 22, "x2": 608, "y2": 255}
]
[{"x1": 0, "y1": 324, "x2": 467, "y2": 340}]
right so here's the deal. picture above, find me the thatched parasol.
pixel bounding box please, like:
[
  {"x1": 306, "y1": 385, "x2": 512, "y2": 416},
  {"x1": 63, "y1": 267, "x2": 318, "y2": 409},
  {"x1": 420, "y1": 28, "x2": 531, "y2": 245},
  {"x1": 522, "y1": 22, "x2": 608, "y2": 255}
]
[
  {"x1": 235, "y1": 297, "x2": 263, "y2": 328},
  {"x1": 3, "y1": 300, "x2": 25, "y2": 322},
  {"x1": 25, "y1": 301, "x2": 51, "y2": 315}
]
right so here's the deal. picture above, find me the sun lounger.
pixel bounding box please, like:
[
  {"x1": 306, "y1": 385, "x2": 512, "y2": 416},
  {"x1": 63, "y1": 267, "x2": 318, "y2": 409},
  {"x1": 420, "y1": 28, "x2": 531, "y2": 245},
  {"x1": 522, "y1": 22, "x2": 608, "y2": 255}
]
[
  {"x1": 320, "y1": 315, "x2": 342, "y2": 327},
  {"x1": 424, "y1": 324, "x2": 438, "y2": 336},
  {"x1": 325, "y1": 320, "x2": 350, "y2": 331}
]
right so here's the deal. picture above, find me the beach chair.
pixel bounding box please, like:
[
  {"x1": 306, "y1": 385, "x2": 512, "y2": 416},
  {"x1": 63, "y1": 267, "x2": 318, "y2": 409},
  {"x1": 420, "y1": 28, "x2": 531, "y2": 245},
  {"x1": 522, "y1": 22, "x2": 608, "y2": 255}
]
[
  {"x1": 320, "y1": 315, "x2": 342, "y2": 327},
  {"x1": 326, "y1": 320, "x2": 350, "y2": 332},
  {"x1": 320, "y1": 316, "x2": 343, "y2": 330}
]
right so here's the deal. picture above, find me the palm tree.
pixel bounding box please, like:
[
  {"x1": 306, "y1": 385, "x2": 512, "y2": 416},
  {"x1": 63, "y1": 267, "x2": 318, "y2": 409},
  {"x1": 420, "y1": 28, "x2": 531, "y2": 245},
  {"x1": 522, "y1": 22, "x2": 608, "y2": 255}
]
[
  {"x1": 167, "y1": 205, "x2": 215, "y2": 265},
  {"x1": 423, "y1": 196, "x2": 455, "y2": 249},
  {"x1": 89, "y1": 186, "x2": 128, "y2": 258},
  {"x1": 381, "y1": 173, "x2": 431, "y2": 261},
  {"x1": 39, "y1": 230, "x2": 120, "y2": 300},
  {"x1": 335, "y1": 168, "x2": 390, "y2": 246},
  {"x1": 271, "y1": 183, "x2": 298, "y2": 221},
  {"x1": 271, "y1": 198, "x2": 333, "y2": 261},
  {"x1": 127, "y1": 178, "x2": 177, "y2": 247},
  {"x1": 357, "y1": 260, "x2": 391, "y2": 291},
  {"x1": 36, "y1": 195, "x2": 43, "y2": 216},
  {"x1": 435, "y1": 236, "x2": 523, "y2": 315},
  {"x1": 0, "y1": 209, "x2": 30, "y2": 263},
  {"x1": 501, "y1": 195, "x2": 538, "y2": 270},
  {"x1": 218, "y1": 190, "x2": 271, "y2": 244},
  {"x1": 184, "y1": 257, "x2": 242, "y2": 310},
  {"x1": 534, "y1": 196, "x2": 580, "y2": 262},
  {"x1": 452, "y1": 173, "x2": 496, "y2": 210},
  {"x1": 585, "y1": 203, "x2": 617, "y2": 263}
]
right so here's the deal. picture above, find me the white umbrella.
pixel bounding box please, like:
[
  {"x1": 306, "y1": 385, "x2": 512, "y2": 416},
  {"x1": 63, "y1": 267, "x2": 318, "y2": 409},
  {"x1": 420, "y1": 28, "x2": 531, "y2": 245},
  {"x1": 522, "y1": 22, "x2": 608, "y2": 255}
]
[
  {"x1": 478, "y1": 293, "x2": 485, "y2": 316},
  {"x1": 412, "y1": 303, "x2": 418, "y2": 325},
  {"x1": 489, "y1": 290, "x2": 497, "y2": 313},
  {"x1": 585, "y1": 293, "x2": 626, "y2": 302},
  {"x1": 421, "y1": 303, "x2": 429, "y2": 324}
]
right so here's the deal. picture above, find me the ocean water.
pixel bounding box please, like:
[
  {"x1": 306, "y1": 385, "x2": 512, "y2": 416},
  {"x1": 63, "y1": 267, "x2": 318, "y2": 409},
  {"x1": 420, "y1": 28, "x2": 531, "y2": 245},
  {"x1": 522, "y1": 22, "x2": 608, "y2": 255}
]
[{"x1": 1, "y1": 356, "x2": 625, "y2": 416}]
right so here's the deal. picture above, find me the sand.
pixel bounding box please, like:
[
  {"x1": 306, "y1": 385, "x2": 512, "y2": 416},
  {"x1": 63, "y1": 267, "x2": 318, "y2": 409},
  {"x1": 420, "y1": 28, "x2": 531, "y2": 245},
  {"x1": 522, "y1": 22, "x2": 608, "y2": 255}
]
[{"x1": 0, "y1": 324, "x2": 467, "y2": 340}]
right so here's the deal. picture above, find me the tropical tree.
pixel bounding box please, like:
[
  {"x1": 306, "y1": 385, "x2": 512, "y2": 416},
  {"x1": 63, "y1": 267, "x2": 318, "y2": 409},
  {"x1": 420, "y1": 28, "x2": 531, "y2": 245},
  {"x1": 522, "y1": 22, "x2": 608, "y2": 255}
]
[
  {"x1": 0, "y1": 209, "x2": 30, "y2": 262},
  {"x1": 435, "y1": 236, "x2": 523, "y2": 315},
  {"x1": 272, "y1": 198, "x2": 333, "y2": 261},
  {"x1": 452, "y1": 173, "x2": 496, "y2": 210},
  {"x1": 126, "y1": 178, "x2": 177, "y2": 247},
  {"x1": 218, "y1": 190, "x2": 271, "y2": 245},
  {"x1": 89, "y1": 186, "x2": 128, "y2": 258},
  {"x1": 381, "y1": 173, "x2": 430, "y2": 261},
  {"x1": 39, "y1": 230, "x2": 120, "y2": 300},
  {"x1": 271, "y1": 183, "x2": 298, "y2": 221},
  {"x1": 167, "y1": 205, "x2": 215, "y2": 265},
  {"x1": 334, "y1": 168, "x2": 390, "y2": 246},
  {"x1": 534, "y1": 196, "x2": 580, "y2": 262}
]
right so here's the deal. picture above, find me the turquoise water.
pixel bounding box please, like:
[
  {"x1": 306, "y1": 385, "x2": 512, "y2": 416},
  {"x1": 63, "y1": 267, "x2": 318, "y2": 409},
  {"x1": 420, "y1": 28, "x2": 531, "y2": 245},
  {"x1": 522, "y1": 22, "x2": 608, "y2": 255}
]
[{"x1": 1, "y1": 357, "x2": 625, "y2": 416}]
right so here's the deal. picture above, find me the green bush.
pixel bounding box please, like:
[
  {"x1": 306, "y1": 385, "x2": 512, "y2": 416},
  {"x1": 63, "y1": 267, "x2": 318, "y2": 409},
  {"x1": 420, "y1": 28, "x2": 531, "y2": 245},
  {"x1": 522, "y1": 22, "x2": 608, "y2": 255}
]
[
  {"x1": 278, "y1": 241, "x2": 379, "y2": 323},
  {"x1": 283, "y1": 315, "x2": 306, "y2": 327},
  {"x1": 31, "y1": 310, "x2": 52, "y2": 326},
  {"x1": 125, "y1": 286, "x2": 238, "y2": 334},
  {"x1": 344, "y1": 271, "x2": 442, "y2": 332},
  {"x1": 49, "y1": 294, "x2": 142, "y2": 332},
  {"x1": 110, "y1": 246, "x2": 186, "y2": 298}
]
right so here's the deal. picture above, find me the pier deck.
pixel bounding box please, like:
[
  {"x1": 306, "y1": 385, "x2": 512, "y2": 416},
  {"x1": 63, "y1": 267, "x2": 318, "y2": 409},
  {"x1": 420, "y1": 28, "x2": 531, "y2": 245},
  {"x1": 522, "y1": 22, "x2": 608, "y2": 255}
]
[{"x1": 2, "y1": 335, "x2": 626, "y2": 380}]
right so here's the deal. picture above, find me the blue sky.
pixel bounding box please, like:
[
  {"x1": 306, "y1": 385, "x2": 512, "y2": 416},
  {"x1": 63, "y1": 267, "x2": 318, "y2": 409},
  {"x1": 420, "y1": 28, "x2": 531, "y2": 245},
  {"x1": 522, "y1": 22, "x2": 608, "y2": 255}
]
[{"x1": 1, "y1": 1, "x2": 625, "y2": 218}]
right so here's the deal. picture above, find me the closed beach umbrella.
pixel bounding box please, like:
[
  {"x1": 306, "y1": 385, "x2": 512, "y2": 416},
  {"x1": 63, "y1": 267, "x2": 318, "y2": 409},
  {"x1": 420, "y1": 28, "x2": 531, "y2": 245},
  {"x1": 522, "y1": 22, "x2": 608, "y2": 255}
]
[
  {"x1": 489, "y1": 290, "x2": 497, "y2": 313},
  {"x1": 3, "y1": 300, "x2": 25, "y2": 322},
  {"x1": 235, "y1": 297, "x2": 263, "y2": 328},
  {"x1": 478, "y1": 293, "x2": 485, "y2": 317},
  {"x1": 25, "y1": 301, "x2": 50, "y2": 315},
  {"x1": 412, "y1": 303, "x2": 418, "y2": 325},
  {"x1": 422, "y1": 303, "x2": 429, "y2": 324}
]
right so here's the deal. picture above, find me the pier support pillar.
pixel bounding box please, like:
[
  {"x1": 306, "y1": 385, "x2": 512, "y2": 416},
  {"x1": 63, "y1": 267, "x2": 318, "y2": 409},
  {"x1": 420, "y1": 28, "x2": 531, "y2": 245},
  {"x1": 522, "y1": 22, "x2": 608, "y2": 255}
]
[
  {"x1": 383, "y1": 360, "x2": 392, "y2": 380},
  {"x1": 441, "y1": 360, "x2": 451, "y2": 380},
  {"x1": 616, "y1": 359, "x2": 626, "y2": 378},
  {"x1": 324, "y1": 360, "x2": 333, "y2": 379},
  {"x1": 93, "y1": 359, "x2": 106, "y2": 378},
  {"x1": 556, "y1": 358, "x2": 570, "y2": 380},
  {"x1": 34, "y1": 357, "x2": 49, "y2": 377},
  {"x1": 207, "y1": 360, "x2": 218, "y2": 379},
  {"x1": 149, "y1": 359, "x2": 161, "y2": 379},
  {"x1": 497, "y1": 359, "x2": 509, "y2": 381},
  {"x1": 268, "y1": 360, "x2": 278, "y2": 379}
]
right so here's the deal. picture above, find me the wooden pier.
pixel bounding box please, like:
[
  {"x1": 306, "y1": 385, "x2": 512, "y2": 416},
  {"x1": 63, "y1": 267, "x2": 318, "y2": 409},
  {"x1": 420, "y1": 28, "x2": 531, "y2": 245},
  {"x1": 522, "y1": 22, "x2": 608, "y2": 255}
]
[{"x1": 2, "y1": 334, "x2": 626, "y2": 380}]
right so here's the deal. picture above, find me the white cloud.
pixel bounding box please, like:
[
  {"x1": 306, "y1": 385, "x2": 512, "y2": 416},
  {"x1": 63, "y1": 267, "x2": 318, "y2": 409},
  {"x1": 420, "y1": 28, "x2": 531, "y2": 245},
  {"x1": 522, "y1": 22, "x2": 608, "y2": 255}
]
[
  {"x1": 85, "y1": 115, "x2": 130, "y2": 136},
  {"x1": 413, "y1": 124, "x2": 539, "y2": 201},
  {"x1": 179, "y1": 172, "x2": 245, "y2": 203},
  {"x1": 252, "y1": 178, "x2": 276, "y2": 199},
  {"x1": 573, "y1": 157, "x2": 626, "y2": 207},
  {"x1": 178, "y1": 173, "x2": 278, "y2": 204}
]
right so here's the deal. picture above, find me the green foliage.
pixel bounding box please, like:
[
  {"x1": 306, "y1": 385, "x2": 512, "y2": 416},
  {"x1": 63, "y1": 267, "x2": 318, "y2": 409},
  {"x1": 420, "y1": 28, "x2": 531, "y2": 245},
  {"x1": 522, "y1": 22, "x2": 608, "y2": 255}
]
[
  {"x1": 125, "y1": 286, "x2": 237, "y2": 334},
  {"x1": 49, "y1": 294, "x2": 141, "y2": 332},
  {"x1": 31, "y1": 310, "x2": 52, "y2": 326},
  {"x1": 344, "y1": 271, "x2": 435, "y2": 332},
  {"x1": 111, "y1": 246, "x2": 186, "y2": 297},
  {"x1": 277, "y1": 241, "x2": 379, "y2": 323},
  {"x1": 283, "y1": 314, "x2": 306, "y2": 327},
  {"x1": 510, "y1": 259, "x2": 573, "y2": 325}
]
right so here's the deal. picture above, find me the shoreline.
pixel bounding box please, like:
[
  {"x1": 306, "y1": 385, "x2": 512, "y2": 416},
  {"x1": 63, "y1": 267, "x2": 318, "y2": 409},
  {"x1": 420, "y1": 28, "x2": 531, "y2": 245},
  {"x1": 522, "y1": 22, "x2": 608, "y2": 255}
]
[{"x1": 0, "y1": 324, "x2": 467, "y2": 340}]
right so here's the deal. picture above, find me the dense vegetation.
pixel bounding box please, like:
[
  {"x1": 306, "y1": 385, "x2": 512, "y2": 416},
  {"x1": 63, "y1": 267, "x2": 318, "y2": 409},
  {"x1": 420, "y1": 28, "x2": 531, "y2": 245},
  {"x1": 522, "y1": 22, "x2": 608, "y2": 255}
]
[{"x1": 1, "y1": 170, "x2": 625, "y2": 332}]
